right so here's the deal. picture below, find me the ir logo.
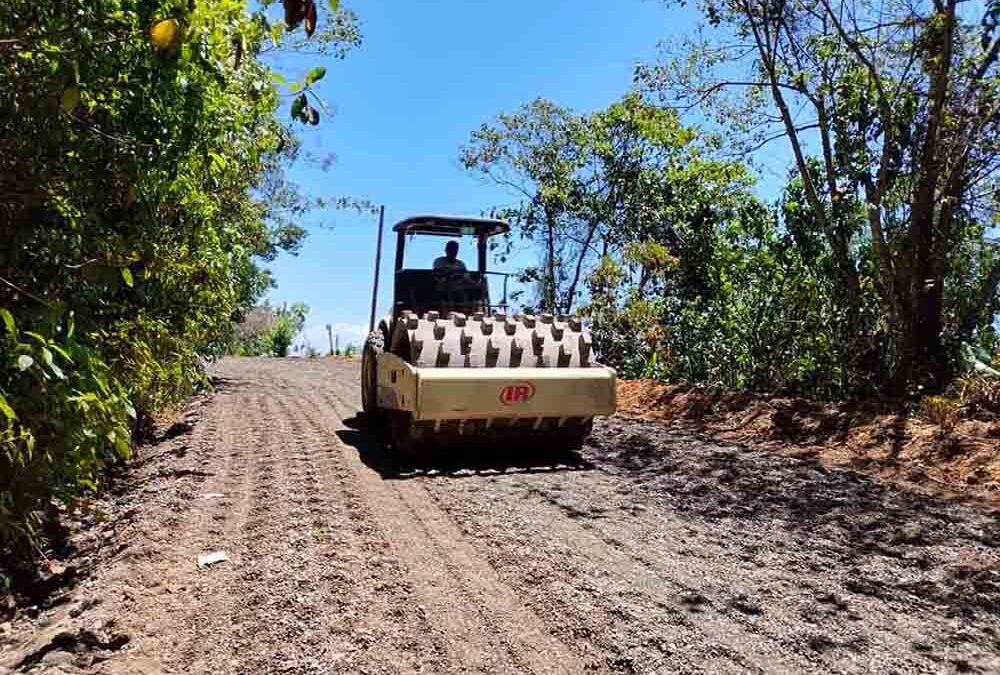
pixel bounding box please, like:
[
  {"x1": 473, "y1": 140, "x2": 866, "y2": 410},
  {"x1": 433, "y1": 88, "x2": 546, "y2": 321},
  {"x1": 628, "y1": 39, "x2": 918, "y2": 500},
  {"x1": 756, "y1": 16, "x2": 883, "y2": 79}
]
[{"x1": 499, "y1": 382, "x2": 536, "y2": 405}]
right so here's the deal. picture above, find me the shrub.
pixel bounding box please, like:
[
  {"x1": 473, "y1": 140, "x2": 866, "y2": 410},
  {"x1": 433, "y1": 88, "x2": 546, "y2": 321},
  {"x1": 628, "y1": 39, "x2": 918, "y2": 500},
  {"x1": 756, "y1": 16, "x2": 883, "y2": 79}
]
[
  {"x1": 0, "y1": 0, "x2": 358, "y2": 575},
  {"x1": 231, "y1": 303, "x2": 310, "y2": 357},
  {"x1": 1, "y1": 310, "x2": 132, "y2": 563},
  {"x1": 951, "y1": 372, "x2": 1000, "y2": 415}
]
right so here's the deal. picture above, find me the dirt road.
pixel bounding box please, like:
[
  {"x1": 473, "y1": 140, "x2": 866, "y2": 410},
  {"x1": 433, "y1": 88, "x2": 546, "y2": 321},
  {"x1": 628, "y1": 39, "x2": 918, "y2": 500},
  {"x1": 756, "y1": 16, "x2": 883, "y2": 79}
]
[{"x1": 3, "y1": 357, "x2": 999, "y2": 674}]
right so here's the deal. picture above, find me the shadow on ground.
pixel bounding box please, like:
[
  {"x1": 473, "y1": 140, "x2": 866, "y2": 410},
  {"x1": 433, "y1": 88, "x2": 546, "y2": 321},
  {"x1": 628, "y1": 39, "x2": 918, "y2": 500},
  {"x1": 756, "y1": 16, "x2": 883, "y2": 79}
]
[
  {"x1": 338, "y1": 414, "x2": 593, "y2": 479},
  {"x1": 588, "y1": 417, "x2": 1000, "y2": 617},
  {"x1": 208, "y1": 374, "x2": 253, "y2": 394}
]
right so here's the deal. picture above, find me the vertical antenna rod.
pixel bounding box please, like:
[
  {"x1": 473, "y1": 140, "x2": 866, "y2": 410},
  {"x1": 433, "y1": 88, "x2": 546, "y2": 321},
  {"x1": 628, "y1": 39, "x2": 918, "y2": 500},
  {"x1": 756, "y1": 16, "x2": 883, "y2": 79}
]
[{"x1": 368, "y1": 205, "x2": 385, "y2": 333}]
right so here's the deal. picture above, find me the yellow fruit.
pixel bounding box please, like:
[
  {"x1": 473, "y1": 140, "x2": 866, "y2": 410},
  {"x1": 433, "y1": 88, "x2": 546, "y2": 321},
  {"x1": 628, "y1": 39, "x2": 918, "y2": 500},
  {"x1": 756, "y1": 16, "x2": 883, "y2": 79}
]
[
  {"x1": 60, "y1": 87, "x2": 80, "y2": 114},
  {"x1": 150, "y1": 18, "x2": 181, "y2": 51}
]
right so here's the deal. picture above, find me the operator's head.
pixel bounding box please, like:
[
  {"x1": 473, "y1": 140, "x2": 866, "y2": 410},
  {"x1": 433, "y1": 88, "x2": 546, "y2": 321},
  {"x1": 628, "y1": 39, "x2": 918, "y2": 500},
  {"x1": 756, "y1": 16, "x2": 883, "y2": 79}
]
[{"x1": 445, "y1": 240, "x2": 459, "y2": 259}]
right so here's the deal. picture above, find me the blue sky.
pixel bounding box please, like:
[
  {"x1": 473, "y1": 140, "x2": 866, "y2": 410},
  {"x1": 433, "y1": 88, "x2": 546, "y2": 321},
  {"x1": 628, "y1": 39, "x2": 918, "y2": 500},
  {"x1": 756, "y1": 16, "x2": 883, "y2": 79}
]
[{"x1": 264, "y1": 0, "x2": 726, "y2": 351}]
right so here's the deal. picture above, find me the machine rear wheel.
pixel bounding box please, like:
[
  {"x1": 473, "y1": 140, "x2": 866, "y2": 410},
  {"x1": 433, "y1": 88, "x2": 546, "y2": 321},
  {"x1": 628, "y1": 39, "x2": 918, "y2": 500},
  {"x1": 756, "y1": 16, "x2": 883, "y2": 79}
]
[
  {"x1": 361, "y1": 330, "x2": 384, "y2": 414},
  {"x1": 361, "y1": 330, "x2": 392, "y2": 447}
]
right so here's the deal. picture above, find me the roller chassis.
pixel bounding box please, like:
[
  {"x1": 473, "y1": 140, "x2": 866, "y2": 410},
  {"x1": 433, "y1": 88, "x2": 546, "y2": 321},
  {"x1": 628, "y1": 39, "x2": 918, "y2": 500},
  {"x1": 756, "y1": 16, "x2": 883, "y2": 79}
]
[{"x1": 361, "y1": 215, "x2": 616, "y2": 453}]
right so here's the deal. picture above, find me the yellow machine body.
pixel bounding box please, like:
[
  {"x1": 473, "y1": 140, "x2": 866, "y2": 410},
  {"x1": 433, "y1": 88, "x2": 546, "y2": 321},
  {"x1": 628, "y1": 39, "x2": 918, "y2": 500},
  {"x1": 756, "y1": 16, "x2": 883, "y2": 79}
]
[{"x1": 376, "y1": 352, "x2": 616, "y2": 422}]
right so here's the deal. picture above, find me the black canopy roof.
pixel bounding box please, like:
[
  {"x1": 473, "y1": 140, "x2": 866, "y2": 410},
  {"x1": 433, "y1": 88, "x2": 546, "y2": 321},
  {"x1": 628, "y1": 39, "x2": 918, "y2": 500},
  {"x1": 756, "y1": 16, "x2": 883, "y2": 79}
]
[{"x1": 392, "y1": 215, "x2": 510, "y2": 237}]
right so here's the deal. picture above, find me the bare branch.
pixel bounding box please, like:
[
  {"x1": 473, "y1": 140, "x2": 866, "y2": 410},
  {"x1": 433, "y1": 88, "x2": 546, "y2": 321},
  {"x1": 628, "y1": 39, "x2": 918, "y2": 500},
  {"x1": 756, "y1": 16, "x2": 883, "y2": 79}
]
[
  {"x1": 0, "y1": 275, "x2": 50, "y2": 305},
  {"x1": 663, "y1": 79, "x2": 805, "y2": 112},
  {"x1": 743, "y1": 122, "x2": 821, "y2": 154}
]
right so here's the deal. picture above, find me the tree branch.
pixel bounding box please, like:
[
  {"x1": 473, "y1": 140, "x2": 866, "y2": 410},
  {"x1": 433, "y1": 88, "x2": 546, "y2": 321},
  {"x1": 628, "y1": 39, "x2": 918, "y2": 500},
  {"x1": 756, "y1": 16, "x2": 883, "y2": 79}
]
[{"x1": 0, "y1": 275, "x2": 50, "y2": 305}]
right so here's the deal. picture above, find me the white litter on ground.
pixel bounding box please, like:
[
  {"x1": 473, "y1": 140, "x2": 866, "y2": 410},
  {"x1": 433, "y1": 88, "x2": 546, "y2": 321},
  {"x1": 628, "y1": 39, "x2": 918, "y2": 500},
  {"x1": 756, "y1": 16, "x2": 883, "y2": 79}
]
[{"x1": 197, "y1": 551, "x2": 228, "y2": 568}]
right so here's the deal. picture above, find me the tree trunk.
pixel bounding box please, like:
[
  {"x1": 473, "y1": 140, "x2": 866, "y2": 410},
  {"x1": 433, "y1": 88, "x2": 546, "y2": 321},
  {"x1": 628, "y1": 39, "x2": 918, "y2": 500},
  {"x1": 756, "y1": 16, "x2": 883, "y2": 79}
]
[
  {"x1": 563, "y1": 219, "x2": 601, "y2": 314},
  {"x1": 893, "y1": 1, "x2": 957, "y2": 395},
  {"x1": 544, "y1": 205, "x2": 557, "y2": 312}
]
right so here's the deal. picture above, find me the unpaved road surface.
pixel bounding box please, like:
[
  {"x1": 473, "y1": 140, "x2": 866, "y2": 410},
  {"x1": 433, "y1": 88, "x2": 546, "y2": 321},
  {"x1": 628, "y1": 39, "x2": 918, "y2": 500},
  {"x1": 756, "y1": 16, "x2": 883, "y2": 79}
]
[{"x1": 3, "y1": 357, "x2": 999, "y2": 674}]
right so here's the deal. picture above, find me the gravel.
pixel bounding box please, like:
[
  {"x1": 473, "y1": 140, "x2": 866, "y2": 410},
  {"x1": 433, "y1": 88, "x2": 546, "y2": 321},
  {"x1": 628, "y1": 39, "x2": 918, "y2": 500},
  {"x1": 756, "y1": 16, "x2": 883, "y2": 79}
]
[{"x1": 1, "y1": 357, "x2": 997, "y2": 674}]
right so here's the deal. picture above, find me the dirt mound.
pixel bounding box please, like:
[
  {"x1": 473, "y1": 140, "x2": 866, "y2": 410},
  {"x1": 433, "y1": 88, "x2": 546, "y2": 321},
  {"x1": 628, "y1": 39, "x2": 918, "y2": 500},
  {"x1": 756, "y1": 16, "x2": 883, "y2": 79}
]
[{"x1": 617, "y1": 379, "x2": 1000, "y2": 508}]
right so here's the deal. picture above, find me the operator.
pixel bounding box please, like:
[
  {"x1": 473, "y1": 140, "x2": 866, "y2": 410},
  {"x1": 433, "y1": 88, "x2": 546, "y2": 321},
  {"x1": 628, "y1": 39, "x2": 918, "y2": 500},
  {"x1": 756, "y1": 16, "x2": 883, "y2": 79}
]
[
  {"x1": 432, "y1": 240, "x2": 467, "y2": 274},
  {"x1": 432, "y1": 240, "x2": 480, "y2": 304}
]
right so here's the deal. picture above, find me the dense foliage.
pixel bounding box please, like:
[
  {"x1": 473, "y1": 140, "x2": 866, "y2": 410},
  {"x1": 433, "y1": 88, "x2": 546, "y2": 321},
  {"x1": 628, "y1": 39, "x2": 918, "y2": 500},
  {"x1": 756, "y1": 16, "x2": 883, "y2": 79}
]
[
  {"x1": 636, "y1": 0, "x2": 1000, "y2": 394},
  {"x1": 1, "y1": 0, "x2": 358, "y2": 568},
  {"x1": 465, "y1": 88, "x2": 999, "y2": 397}
]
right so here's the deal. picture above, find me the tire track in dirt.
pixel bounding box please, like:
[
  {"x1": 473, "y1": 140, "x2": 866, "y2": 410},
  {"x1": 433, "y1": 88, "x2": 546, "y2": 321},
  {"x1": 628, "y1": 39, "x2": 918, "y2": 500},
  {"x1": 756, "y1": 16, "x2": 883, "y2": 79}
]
[
  {"x1": 82, "y1": 361, "x2": 449, "y2": 675},
  {"x1": 319, "y1": 367, "x2": 787, "y2": 673},
  {"x1": 275, "y1": 385, "x2": 449, "y2": 674},
  {"x1": 313, "y1": 357, "x2": 1000, "y2": 674},
  {"x1": 17, "y1": 357, "x2": 994, "y2": 675},
  {"x1": 587, "y1": 419, "x2": 1000, "y2": 672},
  {"x1": 177, "y1": 373, "x2": 418, "y2": 674},
  {"x1": 175, "y1": 387, "x2": 260, "y2": 674},
  {"x1": 420, "y1": 448, "x2": 995, "y2": 674},
  {"x1": 522, "y1": 476, "x2": 847, "y2": 658},
  {"x1": 434, "y1": 471, "x2": 878, "y2": 674},
  {"x1": 79, "y1": 377, "x2": 257, "y2": 674},
  {"x1": 250, "y1": 391, "x2": 352, "y2": 671},
  {"x1": 310, "y1": 373, "x2": 594, "y2": 674},
  {"x1": 194, "y1": 391, "x2": 311, "y2": 673},
  {"x1": 421, "y1": 470, "x2": 782, "y2": 674}
]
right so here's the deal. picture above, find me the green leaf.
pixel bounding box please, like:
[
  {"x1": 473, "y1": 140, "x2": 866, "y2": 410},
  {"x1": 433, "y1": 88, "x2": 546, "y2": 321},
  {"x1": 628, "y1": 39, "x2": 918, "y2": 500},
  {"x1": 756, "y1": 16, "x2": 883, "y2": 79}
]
[
  {"x1": 0, "y1": 393, "x2": 15, "y2": 421},
  {"x1": 328, "y1": 0, "x2": 340, "y2": 10},
  {"x1": 15, "y1": 355, "x2": 33, "y2": 371},
  {"x1": 121, "y1": 268, "x2": 134, "y2": 288},
  {"x1": 305, "y1": 66, "x2": 326, "y2": 85},
  {"x1": 48, "y1": 344, "x2": 73, "y2": 363},
  {"x1": 208, "y1": 151, "x2": 227, "y2": 173},
  {"x1": 291, "y1": 93, "x2": 307, "y2": 122},
  {"x1": 114, "y1": 434, "x2": 131, "y2": 457},
  {"x1": 0, "y1": 309, "x2": 15, "y2": 338}
]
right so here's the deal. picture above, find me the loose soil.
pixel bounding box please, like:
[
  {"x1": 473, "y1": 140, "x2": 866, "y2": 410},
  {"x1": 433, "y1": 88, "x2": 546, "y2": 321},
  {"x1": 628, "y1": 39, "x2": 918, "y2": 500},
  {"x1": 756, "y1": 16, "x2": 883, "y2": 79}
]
[
  {"x1": 2, "y1": 358, "x2": 998, "y2": 674},
  {"x1": 619, "y1": 379, "x2": 1000, "y2": 508}
]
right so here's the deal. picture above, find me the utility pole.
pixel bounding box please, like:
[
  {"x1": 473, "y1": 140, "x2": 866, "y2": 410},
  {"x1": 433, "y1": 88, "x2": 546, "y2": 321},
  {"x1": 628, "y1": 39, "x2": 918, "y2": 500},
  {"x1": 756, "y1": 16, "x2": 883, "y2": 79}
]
[
  {"x1": 335, "y1": 334, "x2": 340, "y2": 356},
  {"x1": 369, "y1": 205, "x2": 386, "y2": 333},
  {"x1": 325, "y1": 324, "x2": 333, "y2": 356}
]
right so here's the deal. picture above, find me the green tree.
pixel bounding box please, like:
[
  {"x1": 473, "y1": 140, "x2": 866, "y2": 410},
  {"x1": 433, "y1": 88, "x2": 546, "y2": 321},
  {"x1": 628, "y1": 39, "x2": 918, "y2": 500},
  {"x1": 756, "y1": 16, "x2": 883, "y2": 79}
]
[
  {"x1": 462, "y1": 94, "x2": 756, "y2": 314},
  {"x1": 230, "y1": 301, "x2": 310, "y2": 357},
  {"x1": 462, "y1": 99, "x2": 587, "y2": 312},
  {"x1": 0, "y1": 0, "x2": 359, "y2": 566},
  {"x1": 465, "y1": 94, "x2": 901, "y2": 396},
  {"x1": 268, "y1": 302, "x2": 310, "y2": 357},
  {"x1": 638, "y1": 0, "x2": 1000, "y2": 394}
]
